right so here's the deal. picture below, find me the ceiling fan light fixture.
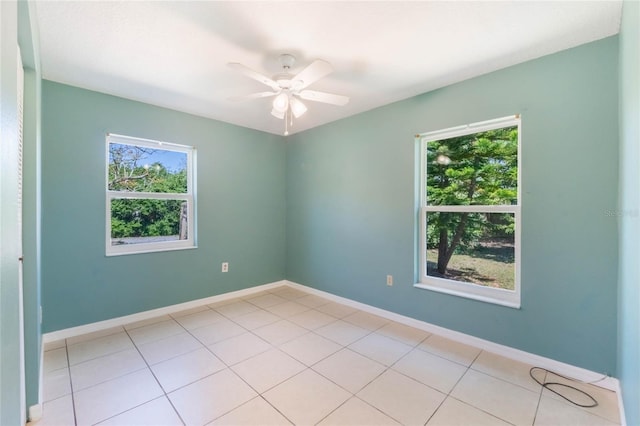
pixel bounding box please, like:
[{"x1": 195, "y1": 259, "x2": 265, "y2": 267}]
[
  {"x1": 272, "y1": 92, "x2": 289, "y2": 113},
  {"x1": 290, "y1": 97, "x2": 308, "y2": 118},
  {"x1": 271, "y1": 108, "x2": 285, "y2": 119}
]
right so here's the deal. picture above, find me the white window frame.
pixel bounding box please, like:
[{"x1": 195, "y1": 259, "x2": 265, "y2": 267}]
[
  {"x1": 106, "y1": 134, "x2": 196, "y2": 256},
  {"x1": 415, "y1": 115, "x2": 521, "y2": 308}
]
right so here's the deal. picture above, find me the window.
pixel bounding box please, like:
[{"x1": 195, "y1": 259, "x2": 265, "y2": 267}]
[
  {"x1": 416, "y1": 116, "x2": 521, "y2": 308},
  {"x1": 106, "y1": 134, "x2": 196, "y2": 256}
]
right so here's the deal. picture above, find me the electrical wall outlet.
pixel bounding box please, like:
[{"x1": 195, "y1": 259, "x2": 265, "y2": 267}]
[
  {"x1": 386, "y1": 275, "x2": 393, "y2": 286},
  {"x1": 222, "y1": 262, "x2": 229, "y2": 273}
]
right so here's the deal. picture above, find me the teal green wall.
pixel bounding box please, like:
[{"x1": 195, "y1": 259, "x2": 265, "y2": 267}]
[
  {"x1": 41, "y1": 81, "x2": 286, "y2": 332},
  {"x1": 617, "y1": 1, "x2": 639, "y2": 424},
  {"x1": 287, "y1": 37, "x2": 619, "y2": 374}
]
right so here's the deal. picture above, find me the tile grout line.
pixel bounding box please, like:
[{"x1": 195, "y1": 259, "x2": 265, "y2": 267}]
[
  {"x1": 122, "y1": 326, "x2": 188, "y2": 426},
  {"x1": 312, "y1": 325, "x2": 430, "y2": 425},
  {"x1": 63, "y1": 340, "x2": 79, "y2": 426},
  {"x1": 177, "y1": 299, "x2": 301, "y2": 424},
  {"x1": 531, "y1": 370, "x2": 547, "y2": 426},
  {"x1": 422, "y1": 349, "x2": 484, "y2": 426},
  {"x1": 446, "y1": 349, "x2": 536, "y2": 425}
]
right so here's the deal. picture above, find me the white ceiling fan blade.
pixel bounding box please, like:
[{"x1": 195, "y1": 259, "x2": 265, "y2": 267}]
[
  {"x1": 292, "y1": 59, "x2": 334, "y2": 90},
  {"x1": 228, "y1": 91, "x2": 278, "y2": 102},
  {"x1": 228, "y1": 63, "x2": 280, "y2": 90},
  {"x1": 298, "y1": 90, "x2": 349, "y2": 106}
]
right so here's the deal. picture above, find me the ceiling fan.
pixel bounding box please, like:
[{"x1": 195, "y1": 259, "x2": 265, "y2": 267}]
[{"x1": 228, "y1": 54, "x2": 349, "y2": 135}]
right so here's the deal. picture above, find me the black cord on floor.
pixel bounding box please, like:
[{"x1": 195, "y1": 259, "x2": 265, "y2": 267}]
[{"x1": 529, "y1": 367, "x2": 599, "y2": 408}]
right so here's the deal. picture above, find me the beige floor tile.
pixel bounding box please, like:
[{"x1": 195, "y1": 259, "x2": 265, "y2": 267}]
[
  {"x1": 67, "y1": 331, "x2": 134, "y2": 365},
  {"x1": 541, "y1": 372, "x2": 620, "y2": 424},
  {"x1": 270, "y1": 287, "x2": 309, "y2": 300},
  {"x1": 233, "y1": 309, "x2": 280, "y2": 330},
  {"x1": 392, "y1": 348, "x2": 467, "y2": 393},
  {"x1": 427, "y1": 397, "x2": 511, "y2": 426},
  {"x1": 264, "y1": 369, "x2": 351, "y2": 425},
  {"x1": 246, "y1": 293, "x2": 288, "y2": 309},
  {"x1": 74, "y1": 369, "x2": 163, "y2": 426},
  {"x1": 43, "y1": 347, "x2": 68, "y2": 373},
  {"x1": 418, "y1": 334, "x2": 481, "y2": 367},
  {"x1": 151, "y1": 347, "x2": 226, "y2": 392},
  {"x1": 170, "y1": 305, "x2": 209, "y2": 318},
  {"x1": 265, "y1": 301, "x2": 310, "y2": 318},
  {"x1": 208, "y1": 332, "x2": 272, "y2": 365},
  {"x1": 471, "y1": 351, "x2": 540, "y2": 392},
  {"x1": 343, "y1": 311, "x2": 389, "y2": 331},
  {"x1": 42, "y1": 367, "x2": 71, "y2": 402},
  {"x1": 231, "y1": 348, "x2": 306, "y2": 393},
  {"x1": 168, "y1": 369, "x2": 256, "y2": 426},
  {"x1": 71, "y1": 348, "x2": 146, "y2": 391},
  {"x1": 313, "y1": 348, "x2": 386, "y2": 393},
  {"x1": 124, "y1": 314, "x2": 172, "y2": 330},
  {"x1": 315, "y1": 320, "x2": 370, "y2": 346},
  {"x1": 66, "y1": 326, "x2": 124, "y2": 345},
  {"x1": 211, "y1": 396, "x2": 293, "y2": 425},
  {"x1": 28, "y1": 395, "x2": 75, "y2": 426},
  {"x1": 279, "y1": 332, "x2": 342, "y2": 366},
  {"x1": 207, "y1": 296, "x2": 243, "y2": 309},
  {"x1": 189, "y1": 318, "x2": 246, "y2": 345},
  {"x1": 315, "y1": 301, "x2": 358, "y2": 318},
  {"x1": 451, "y1": 369, "x2": 539, "y2": 425},
  {"x1": 214, "y1": 300, "x2": 260, "y2": 318},
  {"x1": 376, "y1": 321, "x2": 431, "y2": 346},
  {"x1": 288, "y1": 309, "x2": 336, "y2": 330},
  {"x1": 349, "y1": 332, "x2": 413, "y2": 366},
  {"x1": 174, "y1": 309, "x2": 224, "y2": 330},
  {"x1": 535, "y1": 395, "x2": 618, "y2": 426},
  {"x1": 318, "y1": 397, "x2": 401, "y2": 426},
  {"x1": 242, "y1": 290, "x2": 272, "y2": 299},
  {"x1": 252, "y1": 320, "x2": 308, "y2": 345},
  {"x1": 357, "y1": 369, "x2": 446, "y2": 425},
  {"x1": 97, "y1": 396, "x2": 183, "y2": 425},
  {"x1": 136, "y1": 331, "x2": 203, "y2": 365},
  {"x1": 127, "y1": 319, "x2": 184, "y2": 346},
  {"x1": 43, "y1": 339, "x2": 66, "y2": 352},
  {"x1": 295, "y1": 294, "x2": 331, "y2": 308},
  {"x1": 37, "y1": 297, "x2": 626, "y2": 426}
]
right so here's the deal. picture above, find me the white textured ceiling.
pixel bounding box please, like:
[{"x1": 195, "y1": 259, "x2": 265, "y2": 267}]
[{"x1": 35, "y1": 1, "x2": 622, "y2": 136}]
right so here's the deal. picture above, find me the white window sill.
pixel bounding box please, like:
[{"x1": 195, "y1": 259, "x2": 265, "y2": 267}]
[
  {"x1": 414, "y1": 282, "x2": 520, "y2": 309},
  {"x1": 106, "y1": 244, "x2": 197, "y2": 257}
]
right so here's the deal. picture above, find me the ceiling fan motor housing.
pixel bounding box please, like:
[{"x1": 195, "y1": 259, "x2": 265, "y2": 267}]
[
  {"x1": 279, "y1": 54, "x2": 296, "y2": 69},
  {"x1": 272, "y1": 73, "x2": 296, "y2": 89},
  {"x1": 274, "y1": 54, "x2": 299, "y2": 89}
]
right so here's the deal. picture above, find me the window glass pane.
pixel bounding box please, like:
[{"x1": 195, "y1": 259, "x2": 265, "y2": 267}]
[
  {"x1": 426, "y1": 212, "x2": 515, "y2": 290},
  {"x1": 426, "y1": 126, "x2": 517, "y2": 206},
  {"x1": 108, "y1": 143, "x2": 188, "y2": 193},
  {"x1": 110, "y1": 198, "x2": 188, "y2": 246}
]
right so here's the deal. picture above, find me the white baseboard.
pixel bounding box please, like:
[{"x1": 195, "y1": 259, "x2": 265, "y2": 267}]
[
  {"x1": 42, "y1": 280, "x2": 286, "y2": 343},
  {"x1": 28, "y1": 403, "x2": 42, "y2": 423},
  {"x1": 615, "y1": 380, "x2": 628, "y2": 426},
  {"x1": 283, "y1": 280, "x2": 620, "y2": 393}
]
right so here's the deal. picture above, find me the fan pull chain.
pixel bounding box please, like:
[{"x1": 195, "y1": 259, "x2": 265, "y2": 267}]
[{"x1": 284, "y1": 109, "x2": 289, "y2": 136}]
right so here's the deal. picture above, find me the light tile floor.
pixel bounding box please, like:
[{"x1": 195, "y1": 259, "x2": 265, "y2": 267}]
[{"x1": 31, "y1": 286, "x2": 621, "y2": 426}]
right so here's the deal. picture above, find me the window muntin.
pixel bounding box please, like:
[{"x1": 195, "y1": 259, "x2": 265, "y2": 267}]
[
  {"x1": 106, "y1": 134, "x2": 196, "y2": 256},
  {"x1": 417, "y1": 116, "x2": 521, "y2": 308}
]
